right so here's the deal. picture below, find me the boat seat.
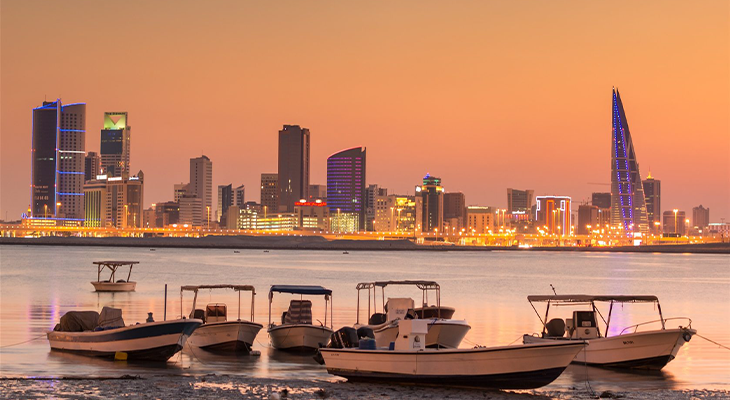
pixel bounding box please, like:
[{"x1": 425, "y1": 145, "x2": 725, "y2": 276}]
[
  {"x1": 385, "y1": 298, "x2": 415, "y2": 322},
  {"x1": 284, "y1": 300, "x2": 312, "y2": 325},
  {"x1": 116, "y1": 280, "x2": 126, "y2": 283},
  {"x1": 369, "y1": 313, "x2": 387, "y2": 325},
  {"x1": 281, "y1": 311, "x2": 288, "y2": 324},
  {"x1": 191, "y1": 309, "x2": 206, "y2": 323},
  {"x1": 206, "y1": 303, "x2": 227, "y2": 323},
  {"x1": 545, "y1": 318, "x2": 566, "y2": 337}
]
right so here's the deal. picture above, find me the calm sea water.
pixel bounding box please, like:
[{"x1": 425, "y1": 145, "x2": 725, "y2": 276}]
[{"x1": 0, "y1": 245, "x2": 728, "y2": 391}]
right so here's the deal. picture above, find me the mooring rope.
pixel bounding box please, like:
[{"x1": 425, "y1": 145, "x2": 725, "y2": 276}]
[
  {"x1": 695, "y1": 333, "x2": 730, "y2": 351},
  {"x1": 0, "y1": 334, "x2": 47, "y2": 349}
]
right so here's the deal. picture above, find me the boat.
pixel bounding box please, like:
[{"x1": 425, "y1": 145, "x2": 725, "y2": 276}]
[
  {"x1": 181, "y1": 284, "x2": 263, "y2": 352},
  {"x1": 90, "y1": 261, "x2": 139, "y2": 292},
  {"x1": 522, "y1": 295, "x2": 696, "y2": 370},
  {"x1": 319, "y1": 319, "x2": 586, "y2": 389},
  {"x1": 354, "y1": 280, "x2": 470, "y2": 348},
  {"x1": 47, "y1": 306, "x2": 201, "y2": 361},
  {"x1": 267, "y1": 285, "x2": 334, "y2": 351}
]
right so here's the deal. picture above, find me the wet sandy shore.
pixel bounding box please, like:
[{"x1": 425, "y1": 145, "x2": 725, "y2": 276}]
[{"x1": 1, "y1": 375, "x2": 728, "y2": 400}]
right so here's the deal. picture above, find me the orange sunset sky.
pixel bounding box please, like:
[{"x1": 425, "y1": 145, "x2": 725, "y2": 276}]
[{"x1": 1, "y1": 1, "x2": 728, "y2": 221}]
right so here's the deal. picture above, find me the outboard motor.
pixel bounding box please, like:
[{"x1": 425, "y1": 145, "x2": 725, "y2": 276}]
[
  {"x1": 356, "y1": 327, "x2": 375, "y2": 340},
  {"x1": 328, "y1": 327, "x2": 359, "y2": 349}
]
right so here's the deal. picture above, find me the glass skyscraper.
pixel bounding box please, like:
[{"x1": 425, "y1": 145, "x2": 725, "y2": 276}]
[
  {"x1": 278, "y1": 125, "x2": 310, "y2": 212},
  {"x1": 100, "y1": 112, "x2": 130, "y2": 177},
  {"x1": 610, "y1": 88, "x2": 649, "y2": 235},
  {"x1": 31, "y1": 99, "x2": 86, "y2": 220},
  {"x1": 326, "y1": 147, "x2": 366, "y2": 230}
]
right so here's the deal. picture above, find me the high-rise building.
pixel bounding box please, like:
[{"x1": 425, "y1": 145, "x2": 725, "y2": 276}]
[
  {"x1": 591, "y1": 192, "x2": 612, "y2": 209},
  {"x1": 234, "y1": 184, "x2": 245, "y2": 207},
  {"x1": 278, "y1": 125, "x2": 310, "y2": 212},
  {"x1": 327, "y1": 147, "x2": 366, "y2": 230},
  {"x1": 83, "y1": 171, "x2": 144, "y2": 228},
  {"x1": 30, "y1": 99, "x2": 86, "y2": 221},
  {"x1": 189, "y1": 155, "x2": 213, "y2": 225},
  {"x1": 84, "y1": 152, "x2": 101, "y2": 182},
  {"x1": 374, "y1": 195, "x2": 420, "y2": 233},
  {"x1": 610, "y1": 88, "x2": 649, "y2": 235},
  {"x1": 466, "y1": 206, "x2": 494, "y2": 234},
  {"x1": 100, "y1": 112, "x2": 130, "y2": 177},
  {"x1": 692, "y1": 205, "x2": 710, "y2": 230},
  {"x1": 365, "y1": 184, "x2": 387, "y2": 231},
  {"x1": 173, "y1": 183, "x2": 190, "y2": 202},
  {"x1": 179, "y1": 196, "x2": 203, "y2": 227},
  {"x1": 260, "y1": 173, "x2": 279, "y2": 214},
  {"x1": 308, "y1": 184, "x2": 327, "y2": 201},
  {"x1": 663, "y1": 210, "x2": 686, "y2": 236},
  {"x1": 642, "y1": 173, "x2": 661, "y2": 234},
  {"x1": 577, "y1": 204, "x2": 599, "y2": 235},
  {"x1": 294, "y1": 199, "x2": 330, "y2": 230},
  {"x1": 535, "y1": 196, "x2": 571, "y2": 235},
  {"x1": 443, "y1": 192, "x2": 467, "y2": 231},
  {"x1": 217, "y1": 184, "x2": 233, "y2": 222},
  {"x1": 416, "y1": 174, "x2": 444, "y2": 233},
  {"x1": 507, "y1": 188, "x2": 534, "y2": 214}
]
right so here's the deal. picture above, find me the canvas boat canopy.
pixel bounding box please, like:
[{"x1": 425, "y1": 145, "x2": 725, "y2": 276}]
[
  {"x1": 270, "y1": 285, "x2": 332, "y2": 296},
  {"x1": 527, "y1": 295, "x2": 659, "y2": 303},
  {"x1": 357, "y1": 280, "x2": 440, "y2": 290},
  {"x1": 93, "y1": 261, "x2": 140, "y2": 267},
  {"x1": 181, "y1": 284, "x2": 256, "y2": 293}
]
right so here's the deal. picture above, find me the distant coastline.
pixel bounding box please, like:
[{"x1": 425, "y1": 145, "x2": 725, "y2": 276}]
[{"x1": 1, "y1": 236, "x2": 728, "y2": 254}]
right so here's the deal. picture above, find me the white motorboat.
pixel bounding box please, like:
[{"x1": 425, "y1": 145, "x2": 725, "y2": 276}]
[
  {"x1": 523, "y1": 295, "x2": 696, "y2": 370},
  {"x1": 181, "y1": 284, "x2": 263, "y2": 352},
  {"x1": 354, "y1": 281, "x2": 470, "y2": 348},
  {"x1": 47, "y1": 306, "x2": 201, "y2": 361},
  {"x1": 90, "y1": 261, "x2": 139, "y2": 292},
  {"x1": 267, "y1": 285, "x2": 334, "y2": 351},
  {"x1": 319, "y1": 319, "x2": 585, "y2": 389}
]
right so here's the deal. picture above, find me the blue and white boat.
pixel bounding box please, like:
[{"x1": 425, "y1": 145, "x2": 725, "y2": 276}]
[{"x1": 48, "y1": 307, "x2": 201, "y2": 361}]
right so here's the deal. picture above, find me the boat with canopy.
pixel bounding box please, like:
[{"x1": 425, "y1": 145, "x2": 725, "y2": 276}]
[
  {"x1": 522, "y1": 294, "x2": 696, "y2": 369},
  {"x1": 267, "y1": 285, "x2": 334, "y2": 351},
  {"x1": 91, "y1": 261, "x2": 139, "y2": 292}
]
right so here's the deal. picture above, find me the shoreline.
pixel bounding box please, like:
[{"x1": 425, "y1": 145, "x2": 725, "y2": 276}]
[
  {"x1": 0, "y1": 236, "x2": 729, "y2": 254},
  {"x1": 1, "y1": 374, "x2": 728, "y2": 399}
]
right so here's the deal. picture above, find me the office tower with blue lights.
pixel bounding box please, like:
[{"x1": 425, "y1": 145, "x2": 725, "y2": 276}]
[
  {"x1": 417, "y1": 174, "x2": 444, "y2": 233},
  {"x1": 327, "y1": 147, "x2": 366, "y2": 230},
  {"x1": 610, "y1": 88, "x2": 649, "y2": 235},
  {"x1": 100, "y1": 112, "x2": 130, "y2": 177},
  {"x1": 278, "y1": 125, "x2": 310, "y2": 212},
  {"x1": 31, "y1": 99, "x2": 86, "y2": 220}
]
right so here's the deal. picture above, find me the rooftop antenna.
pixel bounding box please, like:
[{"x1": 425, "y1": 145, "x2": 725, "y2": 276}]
[{"x1": 550, "y1": 284, "x2": 557, "y2": 295}]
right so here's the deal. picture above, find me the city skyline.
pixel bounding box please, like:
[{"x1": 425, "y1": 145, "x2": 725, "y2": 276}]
[{"x1": 2, "y1": 2, "x2": 728, "y2": 221}]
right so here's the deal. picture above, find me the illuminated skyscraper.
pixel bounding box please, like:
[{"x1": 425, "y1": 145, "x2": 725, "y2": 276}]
[
  {"x1": 326, "y1": 147, "x2": 366, "y2": 230},
  {"x1": 416, "y1": 174, "x2": 444, "y2": 233},
  {"x1": 642, "y1": 173, "x2": 661, "y2": 233},
  {"x1": 278, "y1": 125, "x2": 310, "y2": 212},
  {"x1": 535, "y1": 196, "x2": 571, "y2": 236},
  {"x1": 260, "y1": 173, "x2": 279, "y2": 214},
  {"x1": 84, "y1": 151, "x2": 101, "y2": 182},
  {"x1": 189, "y1": 155, "x2": 213, "y2": 226},
  {"x1": 30, "y1": 99, "x2": 86, "y2": 220},
  {"x1": 610, "y1": 88, "x2": 649, "y2": 235},
  {"x1": 100, "y1": 112, "x2": 130, "y2": 177}
]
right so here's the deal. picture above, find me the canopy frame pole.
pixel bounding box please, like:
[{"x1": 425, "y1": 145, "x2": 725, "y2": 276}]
[
  {"x1": 192, "y1": 290, "x2": 199, "y2": 318},
  {"x1": 541, "y1": 301, "x2": 551, "y2": 335},
  {"x1": 324, "y1": 295, "x2": 328, "y2": 327},
  {"x1": 127, "y1": 265, "x2": 132, "y2": 282},
  {"x1": 605, "y1": 301, "x2": 614, "y2": 338},
  {"x1": 356, "y1": 288, "x2": 361, "y2": 325},
  {"x1": 251, "y1": 291, "x2": 255, "y2": 322},
  {"x1": 437, "y1": 286, "x2": 441, "y2": 319},
  {"x1": 238, "y1": 290, "x2": 241, "y2": 321},
  {"x1": 98, "y1": 264, "x2": 102, "y2": 282},
  {"x1": 180, "y1": 290, "x2": 183, "y2": 319},
  {"x1": 657, "y1": 301, "x2": 666, "y2": 330},
  {"x1": 330, "y1": 294, "x2": 333, "y2": 329},
  {"x1": 268, "y1": 292, "x2": 273, "y2": 327}
]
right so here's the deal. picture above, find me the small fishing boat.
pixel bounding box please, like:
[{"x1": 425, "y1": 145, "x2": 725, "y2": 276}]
[
  {"x1": 90, "y1": 261, "x2": 139, "y2": 292},
  {"x1": 354, "y1": 281, "x2": 469, "y2": 348},
  {"x1": 181, "y1": 284, "x2": 263, "y2": 352},
  {"x1": 267, "y1": 285, "x2": 334, "y2": 351},
  {"x1": 523, "y1": 295, "x2": 696, "y2": 370},
  {"x1": 319, "y1": 320, "x2": 585, "y2": 389},
  {"x1": 47, "y1": 306, "x2": 201, "y2": 361}
]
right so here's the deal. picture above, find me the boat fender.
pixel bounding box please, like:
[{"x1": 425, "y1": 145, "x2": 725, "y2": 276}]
[
  {"x1": 683, "y1": 332, "x2": 692, "y2": 342},
  {"x1": 114, "y1": 351, "x2": 128, "y2": 361}
]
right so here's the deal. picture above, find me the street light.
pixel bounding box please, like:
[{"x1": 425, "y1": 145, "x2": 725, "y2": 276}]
[
  {"x1": 207, "y1": 206, "x2": 211, "y2": 229},
  {"x1": 673, "y1": 209, "x2": 678, "y2": 234}
]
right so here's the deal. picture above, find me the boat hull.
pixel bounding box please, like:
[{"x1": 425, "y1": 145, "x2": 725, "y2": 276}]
[
  {"x1": 47, "y1": 319, "x2": 201, "y2": 362},
  {"x1": 522, "y1": 328, "x2": 695, "y2": 370},
  {"x1": 91, "y1": 281, "x2": 136, "y2": 292},
  {"x1": 372, "y1": 319, "x2": 470, "y2": 349},
  {"x1": 187, "y1": 321, "x2": 263, "y2": 352},
  {"x1": 268, "y1": 324, "x2": 333, "y2": 351},
  {"x1": 320, "y1": 341, "x2": 585, "y2": 389}
]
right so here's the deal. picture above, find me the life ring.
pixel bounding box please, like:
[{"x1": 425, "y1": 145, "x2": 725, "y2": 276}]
[{"x1": 682, "y1": 332, "x2": 692, "y2": 342}]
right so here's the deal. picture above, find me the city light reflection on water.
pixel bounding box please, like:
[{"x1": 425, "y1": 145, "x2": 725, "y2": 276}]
[{"x1": 0, "y1": 246, "x2": 728, "y2": 390}]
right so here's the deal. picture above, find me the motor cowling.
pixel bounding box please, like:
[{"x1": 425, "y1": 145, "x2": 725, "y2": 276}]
[{"x1": 327, "y1": 327, "x2": 359, "y2": 349}]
